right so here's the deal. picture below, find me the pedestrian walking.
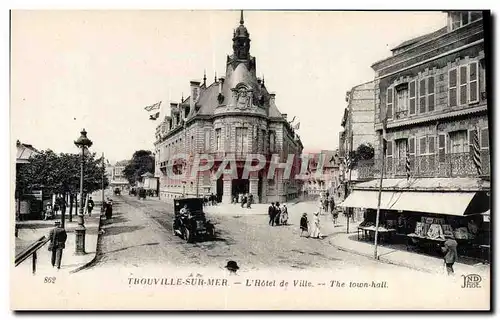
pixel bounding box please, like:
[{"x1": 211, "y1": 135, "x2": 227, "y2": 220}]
[
  {"x1": 274, "y1": 202, "x2": 281, "y2": 226},
  {"x1": 247, "y1": 194, "x2": 253, "y2": 209},
  {"x1": 87, "y1": 196, "x2": 95, "y2": 217},
  {"x1": 105, "y1": 198, "x2": 113, "y2": 220},
  {"x1": 241, "y1": 194, "x2": 247, "y2": 208},
  {"x1": 324, "y1": 198, "x2": 329, "y2": 213},
  {"x1": 441, "y1": 235, "x2": 458, "y2": 275},
  {"x1": 310, "y1": 211, "x2": 322, "y2": 239},
  {"x1": 48, "y1": 221, "x2": 67, "y2": 269},
  {"x1": 280, "y1": 204, "x2": 288, "y2": 225},
  {"x1": 300, "y1": 213, "x2": 309, "y2": 237},
  {"x1": 211, "y1": 193, "x2": 216, "y2": 206},
  {"x1": 268, "y1": 202, "x2": 275, "y2": 226}
]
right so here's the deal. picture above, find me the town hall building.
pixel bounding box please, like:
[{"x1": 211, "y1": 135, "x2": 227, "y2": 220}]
[{"x1": 154, "y1": 11, "x2": 303, "y2": 204}]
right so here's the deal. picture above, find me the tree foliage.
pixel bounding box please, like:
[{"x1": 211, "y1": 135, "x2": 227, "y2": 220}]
[
  {"x1": 123, "y1": 150, "x2": 155, "y2": 184},
  {"x1": 16, "y1": 149, "x2": 109, "y2": 196},
  {"x1": 348, "y1": 143, "x2": 375, "y2": 169}
]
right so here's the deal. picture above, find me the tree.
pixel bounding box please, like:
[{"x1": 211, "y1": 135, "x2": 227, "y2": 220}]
[
  {"x1": 347, "y1": 143, "x2": 375, "y2": 169},
  {"x1": 123, "y1": 150, "x2": 155, "y2": 184},
  {"x1": 15, "y1": 150, "x2": 109, "y2": 220}
]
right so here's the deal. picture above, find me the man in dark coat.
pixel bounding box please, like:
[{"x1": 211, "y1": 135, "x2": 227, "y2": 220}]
[
  {"x1": 441, "y1": 235, "x2": 458, "y2": 275},
  {"x1": 48, "y1": 221, "x2": 67, "y2": 269},
  {"x1": 268, "y1": 202, "x2": 275, "y2": 226},
  {"x1": 274, "y1": 202, "x2": 281, "y2": 226},
  {"x1": 87, "y1": 196, "x2": 95, "y2": 217},
  {"x1": 105, "y1": 198, "x2": 113, "y2": 220}
]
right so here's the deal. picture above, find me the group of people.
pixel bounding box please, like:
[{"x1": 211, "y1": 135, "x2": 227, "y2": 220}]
[
  {"x1": 203, "y1": 193, "x2": 218, "y2": 206},
  {"x1": 319, "y1": 193, "x2": 339, "y2": 224},
  {"x1": 267, "y1": 202, "x2": 289, "y2": 226},
  {"x1": 233, "y1": 193, "x2": 254, "y2": 209},
  {"x1": 300, "y1": 211, "x2": 323, "y2": 239}
]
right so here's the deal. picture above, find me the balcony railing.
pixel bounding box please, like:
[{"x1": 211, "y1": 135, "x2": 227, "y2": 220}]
[{"x1": 357, "y1": 151, "x2": 490, "y2": 179}]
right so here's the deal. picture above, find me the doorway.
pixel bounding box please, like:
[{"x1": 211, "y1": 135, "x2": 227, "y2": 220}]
[
  {"x1": 216, "y1": 176, "x2": 223, "y2": 203},
  {"x1": 232, "y1": 179, "x2": 249, "y2": 198}
]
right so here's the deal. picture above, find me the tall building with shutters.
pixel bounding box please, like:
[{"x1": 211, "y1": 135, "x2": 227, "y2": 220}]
[
  {"x1": 342, "y1": 11, "x2": 490, "y2": 226},
  {"x1": 153, "y1": 11, "x2": 303, "y2": 204}
]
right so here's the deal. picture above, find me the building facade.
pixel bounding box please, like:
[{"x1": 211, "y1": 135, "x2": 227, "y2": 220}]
[
  {"x1": 302, "y1": 150, "x2": 342, "y2": 199},
  {"x1": 109, "y1": 160, "x2": 130, "y2": 190},
  {"x1": 363, "y1": 10, "x2": 489, "y2": 182},
  {"x1": 339, "y1": 81, "x2": 377, "y2": 183},
  {"x1": 154, "y1": 12, "x2": 303, "y2": 204},
  {"x1": 341, "y1": 11, "x2": 490, "y2": 253}
]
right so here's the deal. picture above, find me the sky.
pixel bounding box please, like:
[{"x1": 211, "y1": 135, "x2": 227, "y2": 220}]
[{"x1": 11, "y1": 10, "x2": 447, "y2": 164}]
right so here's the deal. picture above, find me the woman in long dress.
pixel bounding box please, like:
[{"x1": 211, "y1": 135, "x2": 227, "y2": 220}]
[
  {"x1": 280, "y1": 204, "x2": 288, "y2": 225},
  {"x1": 310, "y1": 211, "x2": 322, "y2": 239}
]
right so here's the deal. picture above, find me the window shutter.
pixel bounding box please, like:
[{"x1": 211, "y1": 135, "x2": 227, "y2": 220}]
[
  {"x1": 480, "y1": 128, "x2": 489, "y2": 149},
  {"x1": 419, "y1": 137, "x2": 427, "y2": 155},
  {"x1": 428, "y1": 136, "x2": 436, "y2": 154},
  {"x1": 408, "y1": 137, "x2": 415, "y2": 155},
  {"x1": 419, "y1": 79, "x2": 426, "y2": 113},
  {"x1": 469, "y1": 61, "x2": 479, "y2": 103},
  {"x1": 438, "y1": 134, "x2": 446, "y2": 162},
  {"x1": 459, "y1": 65, "x2": 468, "y2": 105},
  {"x1": 386, "y1": 88, "x2": 393, "y2": 119},
  {"x1": 409, "y1": 80, "x2": 416, "y2": 115},
  {"x1": 449, "y1": 69, "x2": 458, "y2": 107},
  {"x1": 386, "y1": 141, "x2": 393, "y2": 157},
  {"x1": 427, "y1": 76, "x2": 435, "y2": 112}
]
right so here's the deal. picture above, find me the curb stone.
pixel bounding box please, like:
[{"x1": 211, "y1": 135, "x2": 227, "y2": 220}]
[{"x1": 69, "y1": 215, "x2": 104, "y2": 274}]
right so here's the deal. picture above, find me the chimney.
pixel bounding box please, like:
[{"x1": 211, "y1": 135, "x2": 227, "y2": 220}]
[
  {"x1": 170, "y1": 103, "x2": 178, "y2": 125},
  {"x1": 269, "y1": 92, "x2": 276, "y2": 104},
  {"x1": 282, "y1": 114, "x2": 287, "y2": 120},
  {"x1": 190, "y1": 80, "x2": 201, "y2": 116}
]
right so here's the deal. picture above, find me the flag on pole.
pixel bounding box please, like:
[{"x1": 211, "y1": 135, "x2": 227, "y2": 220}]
[
  {"x1": 289, "y1": 116, "x2": 296, "y2": 124},
  {"x1": 472, "y1": 127, "x2": 482, "y2": 175},
  {"x1": 405, "y1": 150, "x2": 411, "y2": 180},
  {"x1": 149, "y1": 112, "x2": 160, "y2": 120},
  {"x1": 294, "y1": 122, "x2": 300, "y2": 130},
  {"x1": 145, "y1": 101, "x2": 162, "y2": 111}
]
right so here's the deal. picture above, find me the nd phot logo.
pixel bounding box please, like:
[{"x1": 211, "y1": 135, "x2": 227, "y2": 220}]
[{"x1": 461, "y1": 274, "x2": 482, "y2": 288}]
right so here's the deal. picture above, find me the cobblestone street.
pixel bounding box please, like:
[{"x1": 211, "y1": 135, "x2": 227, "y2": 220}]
[{"x1": 82, "y1": 195, "x2": 422, "y2": 274}]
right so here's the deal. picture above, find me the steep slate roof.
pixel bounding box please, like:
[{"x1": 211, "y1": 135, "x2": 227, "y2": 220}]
[
  {"x1": 391, "y1": 27, "x2": 447, "y2": 52},
  {"x1": 194, "y1": 82, "x2": 219, "y2": 116}
]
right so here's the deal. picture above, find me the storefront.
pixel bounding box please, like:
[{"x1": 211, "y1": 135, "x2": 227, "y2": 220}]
[{"x1": 339, "y1": 178, "x2": 491, "y2": 261}]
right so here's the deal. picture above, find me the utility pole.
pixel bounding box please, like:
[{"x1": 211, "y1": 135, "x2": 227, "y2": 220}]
[{"x1": 374, "y1": 118, "x2": 387, "y2": 260}]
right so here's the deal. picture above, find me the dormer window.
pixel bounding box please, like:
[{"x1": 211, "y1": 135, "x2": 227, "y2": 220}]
[{"x1": 448, "y1": 11, "x2": 482, "y2": 31}]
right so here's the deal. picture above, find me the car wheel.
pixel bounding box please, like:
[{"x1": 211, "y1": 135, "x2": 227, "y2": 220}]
[{"x1": 184, "y1": 228, "x2": 192, "y2": 243}]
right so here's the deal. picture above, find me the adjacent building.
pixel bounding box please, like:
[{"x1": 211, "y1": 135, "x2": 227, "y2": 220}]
[
  {"x1": 341, "y1": 11, "x2": 490, "y2": 256},
  {"x1": 302, "y1": 150, "x2": 342, "y2": 199},
  {"x1": 154, "y1": 12, "x2": 303, "y2": 204},
  {"x1": 109, "y1": 160, "x2": 130, "y2": 191}
]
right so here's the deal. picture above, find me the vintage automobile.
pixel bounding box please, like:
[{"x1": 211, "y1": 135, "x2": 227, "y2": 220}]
[
  {"x1": 114, "y1": 188, "x2": 121, "y2": 196},
  {"x1": 173, "y1": 198, "x2": 215, "y2": 243}
]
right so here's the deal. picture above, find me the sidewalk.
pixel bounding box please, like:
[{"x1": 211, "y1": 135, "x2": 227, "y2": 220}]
[
  {"x1": 14, "y1": 214, "x2": 101, "y2": 275},
  {"x1": 328, "y1": 225, "x2": 490, "y2": 277}
]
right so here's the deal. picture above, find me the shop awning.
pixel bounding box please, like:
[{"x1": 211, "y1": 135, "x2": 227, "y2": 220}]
[{"x1": 339, "y1": 190, "x2": 477, "y2": 216}]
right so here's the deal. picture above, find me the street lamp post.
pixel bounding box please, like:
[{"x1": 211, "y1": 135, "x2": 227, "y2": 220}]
[{"x1": 74, "y1": 129, "x2": 93, "y2": 255}]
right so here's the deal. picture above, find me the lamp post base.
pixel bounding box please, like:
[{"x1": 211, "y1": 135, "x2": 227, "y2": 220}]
[{"x1": 75, "y1": 225, "x2": 86, "y2": 255}]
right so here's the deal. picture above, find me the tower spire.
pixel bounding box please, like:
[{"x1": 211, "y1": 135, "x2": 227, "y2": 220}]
[
  {"x1": 214, "y1": 71, "x2": 217, "y2": 82},
  {"x1": 203, "y1": 69, "x2": 207, "y2": 87},
  {"x1": 240, "y1": 10, "x2": 244, "y2": 25}
]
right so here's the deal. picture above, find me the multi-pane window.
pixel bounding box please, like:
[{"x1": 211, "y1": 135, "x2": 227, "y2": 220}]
[
  {"x1": 449, "y1": 11, "x2": 482, "y2": 31},
  {"x1": 449, "y1": 61, "x2": 480, "y2": 107},
  {"x1": 204, "y1": 130, "x2": 210, "y2": 152},
  {"x1": 427, "y1": 77, "x2": 435, "y2": 112},
  {"x1": 419, "y1": 137, "x2": 427, "y2": 155},
  {"x1": 269, "y1": 131, "x2": 276, "y2": 152},
  {"x1": 236, "y1": 127, "x2": 248, "y2": 153},
  {"x1": 449, "y1": 130, "x2": 468, "y2": 154},
  {"x1": 395, "y1": 85, "x2": 408, "y2": 119},
  {"x1": 215, "y1": 129, "x2": 221, "y2": 151},
  {"x1": 438, "y1": 134, "x2": 446, "y2": 162}
]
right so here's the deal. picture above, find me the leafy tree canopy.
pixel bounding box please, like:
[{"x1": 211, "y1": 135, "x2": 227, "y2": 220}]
[{"x1": 123, "y1": 150, "x2": 155, "y2": 184}]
